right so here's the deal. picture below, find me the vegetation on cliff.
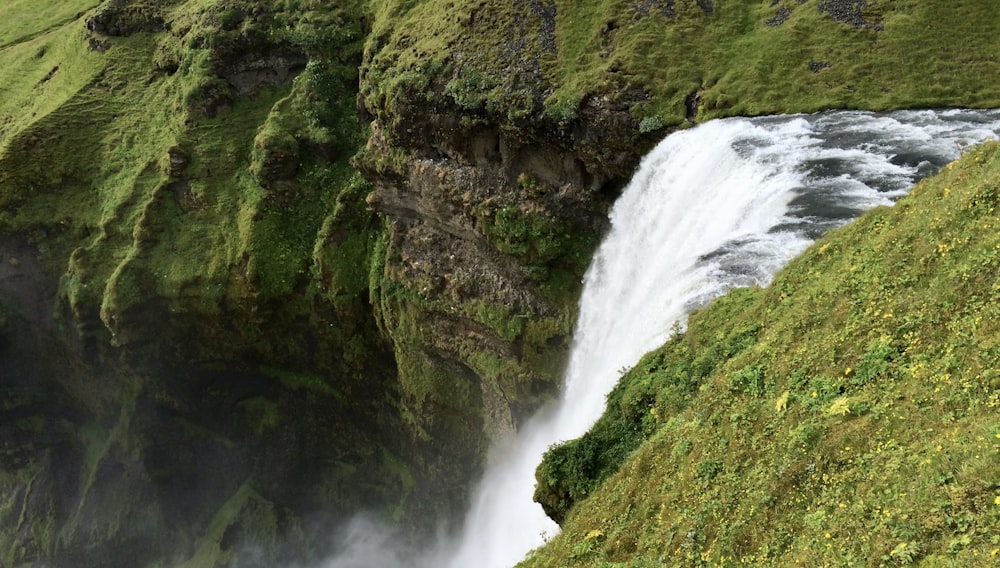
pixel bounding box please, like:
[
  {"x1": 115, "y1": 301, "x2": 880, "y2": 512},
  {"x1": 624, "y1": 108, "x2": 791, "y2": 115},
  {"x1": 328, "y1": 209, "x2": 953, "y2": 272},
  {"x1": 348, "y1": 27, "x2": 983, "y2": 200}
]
[
  {"x1": 527, "y1": 141, "x2": 1000, "y2": 566},
  {"x1": 0, "y1": 1, "x2": 420, "y2": 565},
  {"x1": 361, "y1": 0, "x2": 1000, "y2": 137}
]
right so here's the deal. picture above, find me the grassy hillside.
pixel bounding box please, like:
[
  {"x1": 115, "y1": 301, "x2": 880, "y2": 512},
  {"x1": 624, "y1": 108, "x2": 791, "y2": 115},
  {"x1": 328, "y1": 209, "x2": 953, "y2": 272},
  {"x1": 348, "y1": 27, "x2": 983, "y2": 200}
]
[
  {"x1": 0, "y1": 0, "x2": 101, "y2": 47},
  {"x1": 526, "y1": 141, "x2": 1000, "y2": 566},
  {"x1": 361, "y1": 0, "x2": 1000, "y2": 135}
]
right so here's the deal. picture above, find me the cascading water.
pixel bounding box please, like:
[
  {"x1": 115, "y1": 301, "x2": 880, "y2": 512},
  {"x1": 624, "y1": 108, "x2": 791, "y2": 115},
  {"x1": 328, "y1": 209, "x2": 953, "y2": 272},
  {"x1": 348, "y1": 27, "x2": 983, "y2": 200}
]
[{"x1": 319, "y1": 109, "x2": 1000, "y2": 568}]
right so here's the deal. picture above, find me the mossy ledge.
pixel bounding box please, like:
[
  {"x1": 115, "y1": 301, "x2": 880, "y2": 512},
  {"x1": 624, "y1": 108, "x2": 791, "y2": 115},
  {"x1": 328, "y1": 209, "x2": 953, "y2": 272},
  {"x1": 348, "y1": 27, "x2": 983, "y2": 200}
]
[{"x1": 0, "y1": 0, "x2": 999, "y2": 565}]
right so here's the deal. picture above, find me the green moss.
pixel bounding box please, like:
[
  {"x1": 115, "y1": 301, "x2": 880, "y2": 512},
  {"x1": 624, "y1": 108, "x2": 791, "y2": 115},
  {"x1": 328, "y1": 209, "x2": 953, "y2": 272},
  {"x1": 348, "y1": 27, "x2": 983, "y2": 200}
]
[
  {"x1": 179, "y1": 483, "x2": 283, "y2": 568},
  {"x1": 396, "y1": 345, "x2": 474, "y2": 410},
  {"x1": 381, "y1": 448, "x2": 416, "y2": 521},
  {"x1": 239, "y1": 397, "x2": 281, "y2": 435},
  {"x1": 472, "y1": 301, "x2": 526, "y2": 342},
  {"x1": 477, "y1": 204, "x2": 597, "y2": 278},
  {"x1": 312, "y1": 169, "x2": 380, "y2": 297},
  {"x1": 364, "y1": 0, "x2": 1000, "y2": 134},
  {"x1": 260, "y1": 366, "x2": 344, "y2": 399}
]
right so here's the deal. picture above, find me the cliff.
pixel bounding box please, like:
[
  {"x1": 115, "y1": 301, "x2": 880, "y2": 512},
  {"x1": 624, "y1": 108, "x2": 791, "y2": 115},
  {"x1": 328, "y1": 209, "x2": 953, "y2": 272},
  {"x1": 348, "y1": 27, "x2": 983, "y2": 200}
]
[
  {"x1": 1, "y1": 1, "x2": 410, "y2": 565},
  {"x1": 0, "y1": 0, "x2": 998, "y2": 566}
]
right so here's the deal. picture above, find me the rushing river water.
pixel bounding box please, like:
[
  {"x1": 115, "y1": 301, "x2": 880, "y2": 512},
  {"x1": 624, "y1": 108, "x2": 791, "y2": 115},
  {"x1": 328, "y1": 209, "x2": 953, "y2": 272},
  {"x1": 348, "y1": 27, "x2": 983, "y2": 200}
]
[{"x1": 321, "y1": 109, "x2": 1000, "y2": 568}]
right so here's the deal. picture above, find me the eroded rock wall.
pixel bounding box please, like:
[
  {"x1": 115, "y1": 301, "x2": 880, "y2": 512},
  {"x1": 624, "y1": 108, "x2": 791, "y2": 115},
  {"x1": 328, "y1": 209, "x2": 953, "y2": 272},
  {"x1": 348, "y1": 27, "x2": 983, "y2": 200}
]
[{"x1": 0, "y1": 1, "x2": 421, "y2": 565}]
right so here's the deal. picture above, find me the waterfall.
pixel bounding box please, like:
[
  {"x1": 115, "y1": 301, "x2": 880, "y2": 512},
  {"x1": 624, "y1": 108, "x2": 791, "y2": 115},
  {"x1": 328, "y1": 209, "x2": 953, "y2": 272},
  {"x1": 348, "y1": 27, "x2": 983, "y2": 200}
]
[{"x1": 317, "y1": 108, "x2": 1000, "y2": 568}]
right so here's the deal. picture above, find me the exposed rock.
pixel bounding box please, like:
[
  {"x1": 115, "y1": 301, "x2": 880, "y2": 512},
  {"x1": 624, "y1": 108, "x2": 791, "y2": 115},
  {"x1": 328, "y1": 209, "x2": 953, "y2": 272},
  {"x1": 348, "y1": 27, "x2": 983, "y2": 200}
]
[
  {"x1": 185, "y1": 78, "x2": 234, "y2": 118},
  {"x1": 220, "y1": 52, "x2": 308, "y2": 96},
  {"x1": 818, "y1": 0, "x2": 882, "y2": 30},
  {"x1": 87, "y1": 35, "x2": 112, "y2": 52},
  {"x1": 685, "y1": 90, "x2": 701, "y2": 122},
  {"x1": 356, "y1": 32, "x2": 664, "y2": 485},
  {"x1": 635, "y1": 0, "x2": 676, "y2": 19},
  {"x1": 766, "y1": 6, "x2": 792, "y2": 26},
  {"x1": 809, "y1": 60, "x2": 833, "y2": 73},
  {"x1": 252, "y1": 133, "x2": 300, "y2": 189},
  {"x1": 168, "y1": 180, "x2": 201, "y2": 212},
  {"x1": 635, "y1": 0, "x2": 711, "y2": 17},
  {"x1": 165, "y1": 146, "x2": 189, "y2": 177},
  {"x1": 520, "y1": 0, "x2": 557, "y2": 55},
  {"x1": 766, "y1": 0, "x2": 811, "y2": 26},
  {"x1": 86, "y1": 0, "x2": 169, "y2": 37}
]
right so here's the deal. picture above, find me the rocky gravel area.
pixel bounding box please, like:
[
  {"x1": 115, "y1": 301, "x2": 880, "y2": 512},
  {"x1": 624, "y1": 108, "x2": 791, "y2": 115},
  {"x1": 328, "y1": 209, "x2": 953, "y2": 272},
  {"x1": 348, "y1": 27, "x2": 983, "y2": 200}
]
[
  {"x1": 634, "y1": 0, "x2": 713, "y2": 18},
  {"x1": 819, "y1": 0, "x2": 882, "y2": 30},
  {"x1": 766, "y1": 6, "x2": 792, "y2": 27},
  {"x1": 528, "y1": 0, "x2": 557, "y2": 54},
  {"x1": 635, "y1": 0, "x2": 676, "y2": 19}
]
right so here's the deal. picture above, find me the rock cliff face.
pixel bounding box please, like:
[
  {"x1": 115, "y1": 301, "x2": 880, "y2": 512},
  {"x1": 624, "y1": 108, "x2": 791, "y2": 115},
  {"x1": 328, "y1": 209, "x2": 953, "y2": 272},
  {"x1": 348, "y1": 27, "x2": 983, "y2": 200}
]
[
  {"x1": 357, "y1": 50, "x2": 654, "y2": 480},
  {"x1": 2, "y1": 0, "x2": 1000, "y2": 565},
  {"x1": 0, "y1": 1, "x2": 420, "y2": 565},
  {"x1": 353, "y1": 0, "x2": 679, "y2": 484}
]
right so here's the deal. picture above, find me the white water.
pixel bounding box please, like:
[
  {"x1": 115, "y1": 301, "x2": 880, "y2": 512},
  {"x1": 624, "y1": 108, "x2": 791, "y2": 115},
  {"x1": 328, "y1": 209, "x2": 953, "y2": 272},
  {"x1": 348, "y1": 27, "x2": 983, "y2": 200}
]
[{"x1": 317, "y1": 109, "x2": 1000, "y2": 568}]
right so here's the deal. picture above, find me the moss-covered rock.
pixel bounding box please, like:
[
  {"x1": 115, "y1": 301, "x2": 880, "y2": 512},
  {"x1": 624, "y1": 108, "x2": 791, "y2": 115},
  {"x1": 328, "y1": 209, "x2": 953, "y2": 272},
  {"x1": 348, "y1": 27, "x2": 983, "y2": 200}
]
[{"x1": 0, "y1": 1, "x2": 422, "y2": 565}]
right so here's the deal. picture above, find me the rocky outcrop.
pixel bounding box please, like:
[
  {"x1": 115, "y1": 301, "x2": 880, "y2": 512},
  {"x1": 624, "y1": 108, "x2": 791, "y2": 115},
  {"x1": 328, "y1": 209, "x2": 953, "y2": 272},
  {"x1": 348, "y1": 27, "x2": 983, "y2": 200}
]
[
  {"x1": 222, "y1": 52, "x2": 308, "y2": 95},
  {"x1": 818, "y1": 0, "x2": 882, "y2": 30},
  {"x1": 766, "y1": 6, "x2": 793, "y2": 27},
  {"x1": 357, "y1": 32, "x2": 662, "y2": 486},
  {"x1": 86, "y1": 0, "x2": 173, "y2": 36}
]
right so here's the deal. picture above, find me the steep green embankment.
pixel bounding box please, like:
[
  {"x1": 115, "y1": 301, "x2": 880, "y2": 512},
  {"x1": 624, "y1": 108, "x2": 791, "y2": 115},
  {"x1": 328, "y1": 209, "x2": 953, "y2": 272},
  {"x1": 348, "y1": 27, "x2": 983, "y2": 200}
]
[
  {"x1": 526, "y1": 142, "x2": 1000, "y2": 565},
  {"x1": 0, "y1": 1, "x2": 419, "y2": 565}
]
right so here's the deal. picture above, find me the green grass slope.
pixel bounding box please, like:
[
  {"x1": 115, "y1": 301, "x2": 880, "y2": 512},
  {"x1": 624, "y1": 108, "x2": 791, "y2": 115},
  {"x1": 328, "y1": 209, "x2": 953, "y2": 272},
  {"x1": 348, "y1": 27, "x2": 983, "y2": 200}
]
[
  {"x1": 526, "y1": 141, "x2": 1000, "y2": 566},
  {"x1": 361, "y1": 0, "x2": 1000, "y2": 134},
  {"x1": 0, "y1": 0, "x2": 101, "y2": 47}
]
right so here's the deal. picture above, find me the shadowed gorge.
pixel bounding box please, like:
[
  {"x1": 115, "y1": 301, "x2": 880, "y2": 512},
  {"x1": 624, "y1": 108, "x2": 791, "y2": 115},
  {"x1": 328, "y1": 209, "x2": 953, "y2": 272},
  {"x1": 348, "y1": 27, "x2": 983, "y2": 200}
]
[{"x1": 1, "y1": 0, "x2": 999, "y2": 566}]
